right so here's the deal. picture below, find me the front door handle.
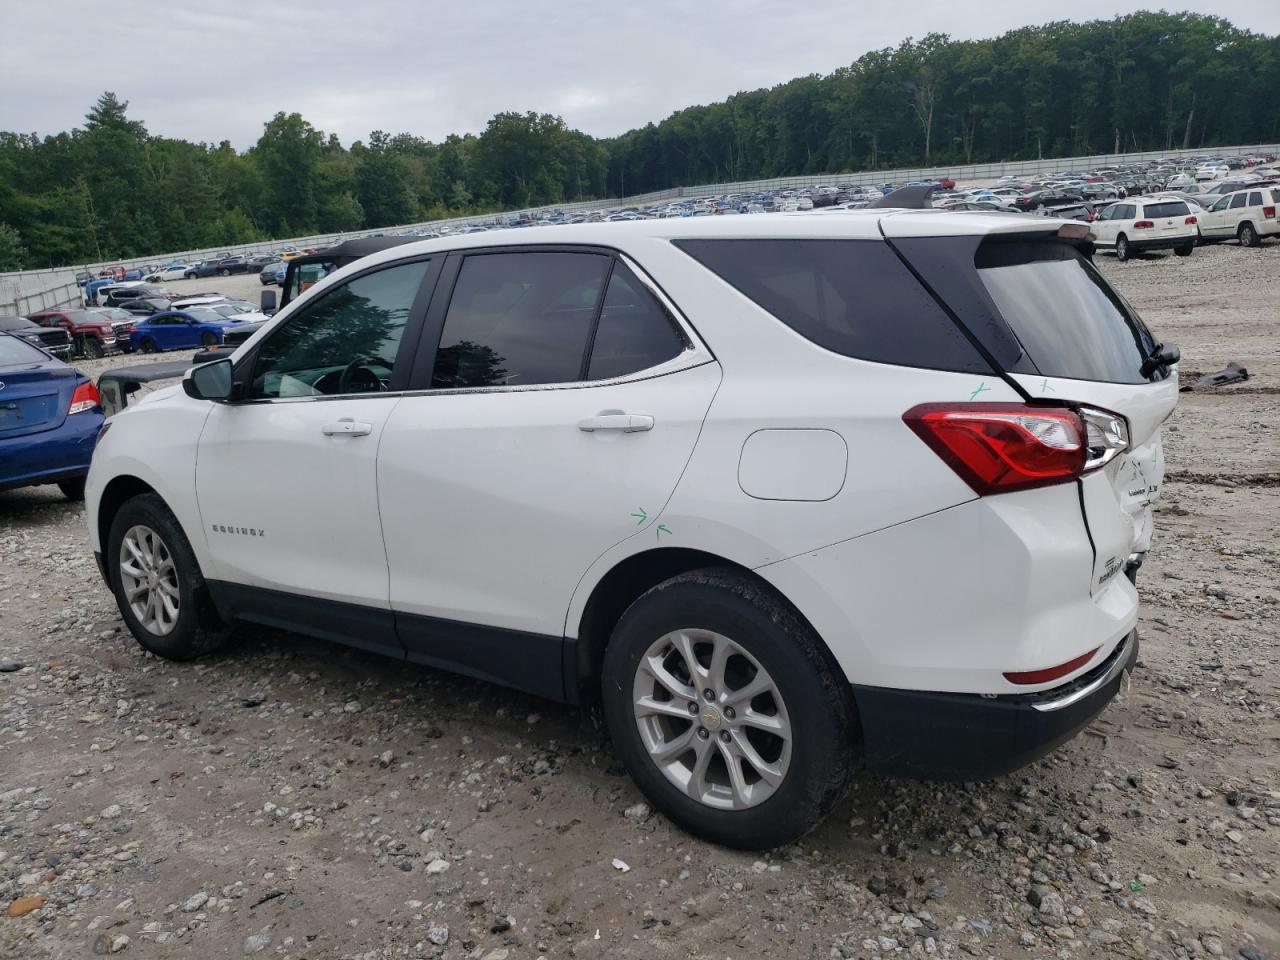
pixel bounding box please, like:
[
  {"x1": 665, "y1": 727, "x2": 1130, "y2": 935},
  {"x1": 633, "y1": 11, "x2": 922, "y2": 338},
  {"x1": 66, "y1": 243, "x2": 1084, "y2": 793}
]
[
  {"x1": 578, "y1": 414, "x2": 654, "y2": 433},
  {"x1": 322, "y1": 419, "x2": 372, "y2": 437}
]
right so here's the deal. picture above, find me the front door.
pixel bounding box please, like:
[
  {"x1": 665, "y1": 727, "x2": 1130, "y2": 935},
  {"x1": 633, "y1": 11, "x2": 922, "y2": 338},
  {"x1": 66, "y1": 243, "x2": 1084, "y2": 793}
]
[
  {"x1": 377, "y1": 250, "x2": 720, "y2": 697},
  {"x1": 195, "y1": 257, "x2": 436, "y2": 655}
]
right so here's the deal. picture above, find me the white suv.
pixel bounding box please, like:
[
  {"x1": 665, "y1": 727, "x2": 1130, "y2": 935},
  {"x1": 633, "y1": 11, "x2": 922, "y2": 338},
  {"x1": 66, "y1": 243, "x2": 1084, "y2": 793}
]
[
  {"x1": 86, "y1": 213, "x2": 1177, "y2": 848},
  {"x1": 1091, "y1": 197, "x2": 1199, "y2": 261},
  {"x1": 1196, "y1": 186, "x2": 1280, "y2": 246}
]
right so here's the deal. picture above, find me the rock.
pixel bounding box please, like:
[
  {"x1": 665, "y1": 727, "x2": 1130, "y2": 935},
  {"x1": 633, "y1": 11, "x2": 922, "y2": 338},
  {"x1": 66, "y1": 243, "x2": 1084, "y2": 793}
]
[
  {"x1": 1238, "y1": 948, "x2": 1266, "y2": 960},
  {"x1": 182, "y1": 891, "x2": 210, "y2": 912},
  {"x1": 93, "y1": 933, "x2": 130, "y2": 954},
  {"x1": 243, "y1": 930, "x2": 273, "y2": 954},
  {"x1": 491, "y1": 915, "x2": 512, "y2": 933},
  {"x1": 427, "y1": 923, "x2": 449, "y2": 946},
  {"x1": 6, "y1": 895, "x2": 45, "y2": 917},
  {"x1": 0, "y1": 660, "x2": 25, "y2": 672},
  {"x1": 1131, "y1": 896, "x2": 1158, "y2": 916},
  {"x1": 378, "y1": 750, "x2": 394, "y2": 767},
  {"x1": 99, "y1": 804, "x2": 123, "y2": 819},
  {"x1": 482, "y1": 950, "x2": 510, "y2": 960},
  {"x1": 611, "y1": 858, "x2": 631, "y2": 872},
  {"x1": 1019, "y1": 931, "x2": 1038, "y2": 947},
  {"x1": 425, "y1": 858, "x2": 450, "y2": 875},
  {"x1": 623, "y1": 802, "x2": 650, "y2": 822},
  {"x1": 343, "y1": 701, "x2": 361, "y2": 713}
]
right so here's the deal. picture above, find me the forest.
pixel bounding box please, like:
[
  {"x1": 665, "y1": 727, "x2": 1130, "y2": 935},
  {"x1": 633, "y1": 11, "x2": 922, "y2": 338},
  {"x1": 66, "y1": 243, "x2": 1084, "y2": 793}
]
[{"x1": 1, "y1": 11, "x2": 1276, "y2": 269}]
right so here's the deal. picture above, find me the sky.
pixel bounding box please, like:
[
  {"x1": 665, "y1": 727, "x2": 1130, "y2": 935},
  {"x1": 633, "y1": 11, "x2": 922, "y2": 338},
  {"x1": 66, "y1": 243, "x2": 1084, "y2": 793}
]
[{"x1": 2, "y1": 0, "x2": 1278, "y2": 149}]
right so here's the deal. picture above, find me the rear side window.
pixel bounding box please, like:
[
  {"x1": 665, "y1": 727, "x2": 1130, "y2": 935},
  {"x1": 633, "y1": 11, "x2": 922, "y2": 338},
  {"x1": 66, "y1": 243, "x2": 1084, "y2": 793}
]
[
  {"x1": 587, "y1": 263, "x2": 687, "y2": 380},
  {"x1": 432, "y1": 252, "x2": 611, "y2": 388},
  {"x1": 674, "y1": 239, "x2": 988, "y2": 372},
  {"x1": 976, "y1": 241, "x2": 1157, "y2": 384},
  {"x1": 1143, "y1": 201, "x2": 1189, "y2": 218}
]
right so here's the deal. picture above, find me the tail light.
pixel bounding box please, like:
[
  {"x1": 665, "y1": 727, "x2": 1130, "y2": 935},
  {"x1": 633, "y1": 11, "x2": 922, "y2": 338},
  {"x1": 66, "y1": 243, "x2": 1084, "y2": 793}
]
[
  {"x1": 1133, "y1": 220, "x2": 1154, "y2": 229},
  {"x1": 68, "y1": 381, "x2": 101, "y2": 415},
  {"x1": 903, "y1": 403, "x2": 1128, "y2": 495},
  {"x1": 1184, "y1": 215, "x2": 1197, "y2": 225},
  {"x1": 1265, "y1": 206, "x2": 1276, "y2": 218}
]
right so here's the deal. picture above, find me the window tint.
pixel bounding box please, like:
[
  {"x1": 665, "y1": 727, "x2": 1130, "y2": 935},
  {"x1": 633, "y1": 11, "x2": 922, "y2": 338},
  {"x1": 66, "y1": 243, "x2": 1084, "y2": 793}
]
[
  {"x1": 587, "y1": 263, "x2": 687, "y2": 380},
  {"x1": 1143, "y1": 201, "x2": 1189, "y2": 218},
  {"x1": 1116, "y1": 204, "x2": 1136, "y2": 220},
  {"x1": 431, "y1": 252, "x2": 609, "y2": 388},
  {"x1": 250, "y1": 259, "x2": 430, "y2": 399},
  {"x1": 977, "y1": 241, "x2": 1157, "y2": 384},
  {"x1": 1248, "y1": 192, "x2": 1263, "y2": 206},
  {"x1": 0, "y1": 335, "x2": 45, "y2": 365},
  {"x1": 674, "y1": 239, "x2": 988, "y2": 372},
  {"x1": 1230, "y1": 193, "x2": 1248, "y2": 209}
]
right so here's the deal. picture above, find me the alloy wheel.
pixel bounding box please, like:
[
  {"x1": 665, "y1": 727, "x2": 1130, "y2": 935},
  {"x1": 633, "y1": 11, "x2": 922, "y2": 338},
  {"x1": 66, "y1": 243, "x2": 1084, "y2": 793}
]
[
  {"x1": 632, "y1": 629, "x2": 792, "y2": 810},
  {"x1": 118, "y1": 524, "x2": 180, "y2": 636}
]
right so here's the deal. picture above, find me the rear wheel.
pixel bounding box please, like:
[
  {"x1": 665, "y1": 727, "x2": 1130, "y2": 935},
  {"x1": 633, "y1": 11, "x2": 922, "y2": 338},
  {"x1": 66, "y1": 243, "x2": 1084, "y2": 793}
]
[
  {"x1": 1239, "y1": 222, "x2": 1260, "y2": 248},
  {"x1": 1174, "y1": 243, "x2": 1194, "y2": 257},
  {"x1": 601, "y1": 569, "x2": 854, "y2": 849},
  {"x1": 106, "y1": 493, "x2": 228, "y2": 661},
  {"x1": 219, "y1": 268, "x2": 231, "y2": 277},
  {"x1": 139, "y1": 337, "x2": 158, "y2": 353},
  {"x1": 200, "y1": 331, "x2": 218, "y2": 348},
  {"x1": 1115, "y1": 234, "x2": 1131, "y2": 261},
  {"x1": 57, "y1": 477, "x2": 86, "y2": 501}
]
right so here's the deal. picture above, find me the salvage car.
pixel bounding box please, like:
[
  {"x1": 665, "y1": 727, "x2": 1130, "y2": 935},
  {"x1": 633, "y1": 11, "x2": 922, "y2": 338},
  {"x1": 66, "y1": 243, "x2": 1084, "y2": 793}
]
[
  {"x1": 1091, "y1": 198, "x2": 1198, "y2": 260},
  {"x1": 26, "y1": 308, "x2": 122, "y2": 358},
  {"x1": 1195, "y1": 186, "x2": 1280, "y2": 246},
  {"x1": 0, "y1": 331, "x2": 103, "y2": 499},
  {"x1": 129, "y1": 307, "x2": 245, "y2": 352},
  {"x1": 0, "y1": 315, "x2": 73, "y2": 359},
  {"x1": 87, "y1": 209, "x2": 1176, "y2": 848}
]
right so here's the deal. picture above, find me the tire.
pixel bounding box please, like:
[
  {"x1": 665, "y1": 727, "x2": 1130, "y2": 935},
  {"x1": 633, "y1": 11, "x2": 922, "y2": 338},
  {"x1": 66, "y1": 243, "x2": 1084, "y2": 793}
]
[
  {"x1": 1238, "y1": 222, "x2": 1259, "y2": 248},
  {"x1": 200, "y1": 331, "x2": 217, "y2": 348},
  {"x1": 106, "y1": 493, "x2": 228, "y2": 661},
  {"x1": 57, "y1": 477, "x2": 86, "y2": 501},
  {"x1": 185, "y1": 272, "x2": 196, "y2": 280},
  {"x1": 1115, "y1": 234, "x2": 1130, "y2": 261},
  {"x1": 601, "y1": 569, "x2": 855, "y2": 849},
  {"x1": 139, "y1": 337, "x2": 158, "y2": 354},
  {"x1": 1174, "y1": 243, "x2": 1194, "y2": 257},
  {"x1": 84, "y1": 337, "x2": 105, "y2": 358},
  {"x1": 219, "y1": 268, "x2": 231, "y2": 277}
]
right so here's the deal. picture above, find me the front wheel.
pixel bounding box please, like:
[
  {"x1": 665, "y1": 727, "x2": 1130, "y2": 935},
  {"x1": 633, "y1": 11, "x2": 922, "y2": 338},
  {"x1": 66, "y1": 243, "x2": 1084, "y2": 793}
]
[
  {"x1": 84, "y1": 337, "x2": 105, "y2": 358},
  {"x1": 1239, "y1": 222, "x2": 1260, "y2": 248},
  {"x1": 139, "y1": 337, "x2": 158, "y2": 354},
  {"x1": 107, "y1": 493, "x2": 228, "y2": 660},
  {"x1": 601, "y1": 570, "x2": 854, "y2": 849},
  {"x1": 219, "y1": 268, "x2": 231, "y2": 277},
  {"x1": 200, "y1": 331, "x2": 218, "y2": 348},
  {"x1": 57, "y1": 477, "x2": 86, "y2": 501},
  {"x1": 1115, "y1": 234, "x2": 1131, "y2": 261},
  {"x1": 1175, "y1": 243, "x2": 1194, "y2": 257}
]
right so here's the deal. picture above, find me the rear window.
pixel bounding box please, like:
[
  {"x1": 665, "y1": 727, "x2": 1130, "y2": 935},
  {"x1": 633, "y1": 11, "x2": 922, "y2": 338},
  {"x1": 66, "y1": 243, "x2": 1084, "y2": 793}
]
[
  {"x1": 0, "y1": 335, "x2": 47, "y2": 365},
  {"x1": 674, "y1": 239, "x2": 989, "y2": 373},
  {"x1": 976, "y1": 241, "x2": 1158, "y2": 384},
  {"x1": 1142, "y1": 201, "x2": 1189, "y2": 218}
]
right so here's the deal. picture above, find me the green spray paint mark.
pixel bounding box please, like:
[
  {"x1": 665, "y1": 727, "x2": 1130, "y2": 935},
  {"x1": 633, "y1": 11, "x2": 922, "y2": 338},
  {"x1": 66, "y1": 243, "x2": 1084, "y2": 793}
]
[
  {"x1": 1040, "y1": 378, "x2": 1054, "y2": 392},
  {"x1": 968, "y1": 381, "x2": 991, "y2": 401},
  {"x1": 630, "y1": 507, "x2": 648, "y2": 525},
  {"x1": 655, "y1": 524, "x2": 672, "y2": 540}
]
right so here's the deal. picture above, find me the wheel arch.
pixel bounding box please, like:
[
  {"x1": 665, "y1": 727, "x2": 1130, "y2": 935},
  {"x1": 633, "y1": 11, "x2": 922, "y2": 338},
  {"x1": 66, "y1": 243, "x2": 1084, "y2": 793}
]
[
  {"x1": 97, "y1": 475, "x2": 161, "y2": 562},
  {"x1": 567, "y1": 546, "x2": 848, "y2": 705}
]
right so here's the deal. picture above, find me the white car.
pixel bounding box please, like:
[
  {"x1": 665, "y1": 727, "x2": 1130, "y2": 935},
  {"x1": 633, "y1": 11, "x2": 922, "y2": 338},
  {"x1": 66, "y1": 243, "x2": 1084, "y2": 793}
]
[
  {"x1": 1091, "y1": 197, "x2": 1199, "y2": 261},
  {"x1": 1196, "y1": 186, "x2": 1280, "y2": 247},
  {"x1": 145, "y1": 263, "x2": 191, "y2": 282},
  {"x1": 1195, "y1": 164, "x2": 1230, "y2": 182},
  {"x1": 85, "y1": 211, "x2": 1175, "y2": 848}
]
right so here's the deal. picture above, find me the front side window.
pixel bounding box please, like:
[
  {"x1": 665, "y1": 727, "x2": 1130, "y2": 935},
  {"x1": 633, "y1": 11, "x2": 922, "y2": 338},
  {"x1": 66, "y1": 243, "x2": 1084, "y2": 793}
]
[
  {"x1": 250, "y1": 259, "x2": 430, "y2": 399},
  {"x1": 431, "y1": 252, "x2": 610, "y2": 388}
]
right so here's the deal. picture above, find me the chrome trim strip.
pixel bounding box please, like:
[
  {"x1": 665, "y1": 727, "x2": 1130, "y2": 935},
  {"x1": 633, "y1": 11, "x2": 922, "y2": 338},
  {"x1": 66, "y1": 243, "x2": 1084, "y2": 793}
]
[{"x1": 1030, "y1": 635, "x2": 1131, "y2": 713}]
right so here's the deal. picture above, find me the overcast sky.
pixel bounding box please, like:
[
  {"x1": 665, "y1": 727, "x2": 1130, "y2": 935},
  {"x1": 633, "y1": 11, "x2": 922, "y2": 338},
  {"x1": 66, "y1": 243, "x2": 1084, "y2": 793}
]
[{"x1": 3, "y1": 1, "x2": 1277, "y2": 148}]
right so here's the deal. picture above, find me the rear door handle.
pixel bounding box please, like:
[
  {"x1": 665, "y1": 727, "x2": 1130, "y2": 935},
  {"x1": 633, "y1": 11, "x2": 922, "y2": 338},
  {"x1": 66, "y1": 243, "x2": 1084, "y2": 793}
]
[
  {"x1": 577, "y1": 414, "x2": 654, "y2": 433},
  {"x1": 322, "y1": 419, "x2": 372, "y2": 437}
]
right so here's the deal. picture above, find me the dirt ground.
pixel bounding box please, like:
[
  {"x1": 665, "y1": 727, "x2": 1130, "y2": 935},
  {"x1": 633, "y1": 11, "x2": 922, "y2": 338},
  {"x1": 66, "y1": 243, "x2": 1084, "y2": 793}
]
[{"x1": 2, "y1": 241, "x2": 1277, "y2": 960}]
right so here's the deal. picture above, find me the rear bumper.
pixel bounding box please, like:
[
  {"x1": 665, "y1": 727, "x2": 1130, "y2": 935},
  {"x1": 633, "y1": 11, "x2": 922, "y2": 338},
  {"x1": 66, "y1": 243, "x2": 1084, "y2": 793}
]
[
  {"x1": 0, "y1": 411, "x2": 102, "y2": 492},
  {"x1": 853, "y1": 631, "x2": 1138, "y2": 780},
  {"x1": 1127, "y1": 236, "x2": 1195, "y2": 251}
]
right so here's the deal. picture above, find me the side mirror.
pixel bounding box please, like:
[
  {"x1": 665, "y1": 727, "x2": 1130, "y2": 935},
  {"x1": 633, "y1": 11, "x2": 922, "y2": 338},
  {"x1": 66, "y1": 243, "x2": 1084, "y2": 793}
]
[
  {"x1": 183, "y1": 357, "x2": 234, "y2": 401},
  {"x1": 260, "y1": 289, "x2": 277, "y2": 314}
]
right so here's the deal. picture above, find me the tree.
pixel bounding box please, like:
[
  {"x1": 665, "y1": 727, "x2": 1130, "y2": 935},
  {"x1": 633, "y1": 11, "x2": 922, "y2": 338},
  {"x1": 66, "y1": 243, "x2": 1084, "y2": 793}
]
[{"x1": 0, "y1": 222, "x2": 25, "y2": 271}]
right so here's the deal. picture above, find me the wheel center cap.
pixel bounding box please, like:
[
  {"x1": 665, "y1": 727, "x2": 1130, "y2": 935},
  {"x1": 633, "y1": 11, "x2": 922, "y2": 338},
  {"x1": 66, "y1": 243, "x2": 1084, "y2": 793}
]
[{"x1": 701, "y1": 705, "x2": 723, "y2": 731}]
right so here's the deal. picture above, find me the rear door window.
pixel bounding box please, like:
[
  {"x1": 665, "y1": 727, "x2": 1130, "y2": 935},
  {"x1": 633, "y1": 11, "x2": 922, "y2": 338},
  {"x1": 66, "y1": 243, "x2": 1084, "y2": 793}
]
[
  {"x1": 431, "y1": 252, "x2": 610, "y2": 388},
  {"x1": 975, "y1": 241, "x2": 1156, "y2": 384},
  {"x1": 587, "y1": 263, "x2": 687, "y2": 380},
  {"x1": 674, "y1": 238, "x2": 989, "y2": 373}
]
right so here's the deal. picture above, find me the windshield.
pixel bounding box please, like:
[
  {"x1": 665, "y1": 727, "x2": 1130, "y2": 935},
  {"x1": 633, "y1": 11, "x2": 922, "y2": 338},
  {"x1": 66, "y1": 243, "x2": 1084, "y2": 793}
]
[{"x1": 185, "y1": 307, "x2": 226, "y2": 323}]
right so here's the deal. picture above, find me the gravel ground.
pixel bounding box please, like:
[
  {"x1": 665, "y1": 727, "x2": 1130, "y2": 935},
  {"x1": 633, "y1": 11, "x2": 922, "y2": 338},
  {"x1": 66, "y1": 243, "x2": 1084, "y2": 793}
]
[{"x1": 2, "y1": 241, "x2": 1277, "y2": 960}]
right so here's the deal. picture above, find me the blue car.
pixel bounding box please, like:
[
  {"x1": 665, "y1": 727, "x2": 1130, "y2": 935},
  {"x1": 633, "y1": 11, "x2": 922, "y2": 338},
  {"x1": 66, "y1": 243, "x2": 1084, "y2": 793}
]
[
  {"x1": 0, "y1": 332, "x2": 103, "y2": 500},
  {"x1": 129, "y1": 307, "x2": 241, "y2": 353}
]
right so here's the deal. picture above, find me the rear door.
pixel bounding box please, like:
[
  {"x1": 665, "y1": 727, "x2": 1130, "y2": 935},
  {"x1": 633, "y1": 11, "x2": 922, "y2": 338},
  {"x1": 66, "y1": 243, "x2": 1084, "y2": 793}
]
[
  {"x1": 971, "y1": 241, "x2": 1178, "y2": 590},
  {"x1": 377, "y1": 249, "x2": 720, "y2": 695}
]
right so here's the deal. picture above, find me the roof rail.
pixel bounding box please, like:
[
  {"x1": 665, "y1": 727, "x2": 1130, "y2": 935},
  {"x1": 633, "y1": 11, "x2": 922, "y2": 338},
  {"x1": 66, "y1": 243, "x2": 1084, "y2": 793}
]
[{"x1": 867, "y1": 185, "x2": 936, "y2": 209}]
